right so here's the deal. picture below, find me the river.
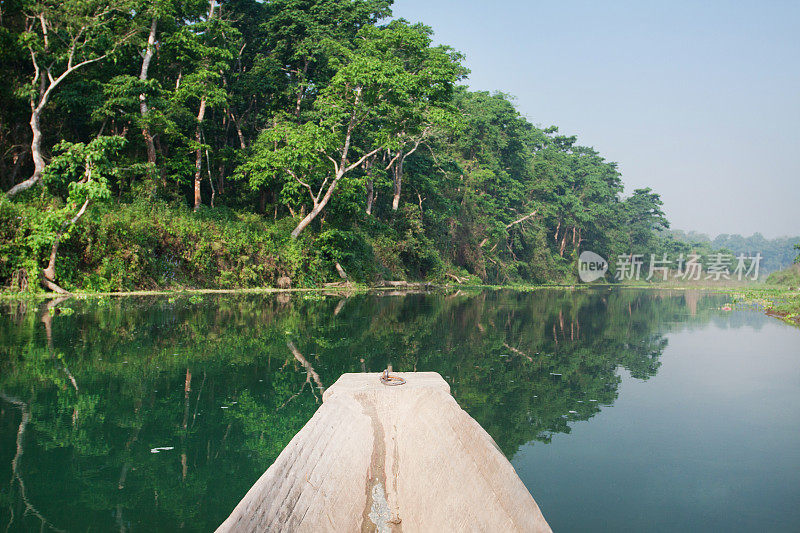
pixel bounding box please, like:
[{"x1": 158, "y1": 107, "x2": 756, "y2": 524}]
[{"x1": 1, "y1": 289, "x2": 798, "y2": 531}]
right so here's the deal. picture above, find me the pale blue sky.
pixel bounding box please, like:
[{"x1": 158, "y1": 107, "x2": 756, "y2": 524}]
[{"x1": 392, "y1": 0, "x2": 799, "y2": 238}]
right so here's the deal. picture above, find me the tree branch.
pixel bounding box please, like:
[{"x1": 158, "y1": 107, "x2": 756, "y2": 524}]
[
  {"x1": 344, "y1": 147, "x2": 382, "y2": 174},
  {"x1": 286, "y1": 169, "x2": 318, "y2": 207},
  {"x1": 505, "y1": 209, "x2": 538, "y2": 229},
  {"x1": 287, "y1": 341, "x2": 325, "y2": 396},
  {"x1": 324, "y1": 154, "x2": 340, "y2": 175},
  {"x1": 480, "y1": 210, "x2": 539, "y2": 247}
]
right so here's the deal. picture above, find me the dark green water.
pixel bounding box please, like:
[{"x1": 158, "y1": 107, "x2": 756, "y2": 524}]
[{"x1": 0, "y1": 289, "x2": 797, "y2": 532}]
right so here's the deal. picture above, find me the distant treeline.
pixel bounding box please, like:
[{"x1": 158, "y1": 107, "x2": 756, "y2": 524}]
[
  {"x1": 666, "y1": 231, "x2": 799, "y2": 274},
  {"x1": 0, "y1": 0, "x2": 683, "y2": 292}
]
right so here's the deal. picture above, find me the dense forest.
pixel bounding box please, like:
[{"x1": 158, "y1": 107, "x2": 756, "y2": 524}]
[{"x1": 1, "y1": 0, "x2": 697, "y2": 292}]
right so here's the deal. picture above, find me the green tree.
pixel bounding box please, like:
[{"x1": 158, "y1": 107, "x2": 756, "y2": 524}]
[
  {"x1": 39, "y1": 136, "x2": 125, "y2": 292},
  {"x1": 621, "y1": 187, "x2": 669, "y2": 254},
  {"x1": 238, "y1": 20, "x2": 465, "y2": 238},
  {"x1": 6, "y1": 0, "x2": 134, "y2": 198}
]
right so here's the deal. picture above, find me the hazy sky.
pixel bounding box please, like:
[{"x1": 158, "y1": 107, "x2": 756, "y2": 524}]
[{"x1": 392, "y1": 0, "x2": 799, "y2": 238}]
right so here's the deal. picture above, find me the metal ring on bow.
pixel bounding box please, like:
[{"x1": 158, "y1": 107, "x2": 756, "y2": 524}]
[{"x1": 380, "y1": 369, "x2": 406, "y2": 386}]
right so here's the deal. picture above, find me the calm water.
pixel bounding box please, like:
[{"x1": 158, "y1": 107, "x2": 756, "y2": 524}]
[{"x1": 0, "y1": 289, "x2": 798, "y2": 532}]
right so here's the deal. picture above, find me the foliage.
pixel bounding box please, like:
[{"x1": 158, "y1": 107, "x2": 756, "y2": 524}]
[
  {"x1": 765, "y1": 264, "x2": 800, "y2": 288},
  {"x1": 0, "y1": 0, "x2": 675, "y2": 291}
]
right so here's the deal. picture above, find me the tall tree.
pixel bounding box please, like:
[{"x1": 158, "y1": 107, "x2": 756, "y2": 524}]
[
  {"x1": 262, "y1": 0, "x2": 392, "y2": 117},
  {"x1": 137, "y1": 12, "x2": 158, "y2": 166},
  {"x1": 621, "y1": 187, "x2": 669, "y2": 253},
  {"x1": 165, "y1": 0, "x2": 237, "y2": 209},
  {"x1": 373, "y1": 22, "x2": 466, "y2": 211},
  {"x1": 6, "y1": 0, "x2": 133, "y2": 198}
]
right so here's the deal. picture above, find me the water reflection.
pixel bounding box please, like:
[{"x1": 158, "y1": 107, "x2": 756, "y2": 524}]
[{"x1": 0, "y1": 289, "x2": 729, "y2": 531}]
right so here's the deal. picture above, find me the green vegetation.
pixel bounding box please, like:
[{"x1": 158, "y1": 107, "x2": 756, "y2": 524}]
[
  {"x1": 757, "y1": 263, "x2": 800, "y2": 325},
  {"x1": 766, "y1": 264, "x2": 800, "y2": 288},
  {"x1": 0, "y1": 0, "x2": 674, "y2": 293},
  {"x1": 721, "y1": 279, "x2": 800, "y2": 327}
]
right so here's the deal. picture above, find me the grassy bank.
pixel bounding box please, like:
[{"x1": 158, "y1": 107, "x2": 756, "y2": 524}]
[
  {"x1": 1, "y1": 197, "x2": 479, "y2": 294},
  {"x1": 4, "y1": 280, "x2": 798, "y2": 331},
  {"x1": 3, "y1": 197, "x2": 798, "y2": 330},
  {"x1": 726, "y1": 287, "x2": 800, "y2": 327}
]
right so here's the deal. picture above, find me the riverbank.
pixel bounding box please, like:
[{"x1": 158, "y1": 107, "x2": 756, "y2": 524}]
[
  {"x1": 3, "y1": 283, "x2": 798, "y2": 328},
  {"x1": 725, "y1": 287, "x2": 800, "y2": 326}
]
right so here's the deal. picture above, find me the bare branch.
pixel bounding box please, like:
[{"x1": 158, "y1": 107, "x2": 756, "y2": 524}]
[
  {"x1": 504, "y1": 209, "x2": 538, "y2": 229},
  {"x1": 315, "y1": 176, "x2": 330, "y2": 204},
  {"x1": 29, "y1": 47, "x2": 40, "y2": 89},
  {"x1": 324, "y1": 154, "x2": 340, "y2": 175},
  {"x1": 38, "y1": 54, "x2": 107, "y2": 111},
  {"x1": 384, "y1": 150, "x2": 402, "y2": 171},
  {"x1": 344, "y1": 147, "x2": 382, "y2": 174},
  {"x1": 405, "y1": 125, "x2": 433, "y2": 158},
  {"x1": 480, "y1": 210, "x2": 539, "y2": 247},
  {"x1": 286, "y1": 169, "x2": 317, "y2": 206},
  {"x1": 38, "y1": 13, "x2": 48, "y2": 50}
]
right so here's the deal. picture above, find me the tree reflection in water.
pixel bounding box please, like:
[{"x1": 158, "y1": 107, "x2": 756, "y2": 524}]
[{"x1": 0, "y1": 288, "x2": 725, "y2": 532}]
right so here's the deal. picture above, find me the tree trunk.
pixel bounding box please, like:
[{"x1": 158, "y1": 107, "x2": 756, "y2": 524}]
[
  {"x1": 290, "y1": 148, "x2": 371, "y2": 236},
  {"x1": 291, "y1": 197, "x2": 328, "y2": 238},
  {"x1": 191, "y1": 0, "x2": 217, "y2": 209},
  {"x1": 139, "y1": 17, "x2": 158, "y2": 166},
  {"x1": 291, "y1": 87, "x2": 365, "y2": 238},
  {"x1": 290, "y1": 149, "x2": 378, "y2": 237},
  {"x1": 391, "y1": 153, "x2": 404, "y2": 211},
  {"x1": 387, "y1": 129, "x2": 428, "y2": 212},
  {"x1": 364, "y1": 155, "x2": 375, "y2": 215},
  {"x1": 9, "y1": 10, "x2": 118, "y2": 198},
  {"x1": 193, "y1": 96, "x2": 207, "y2": 211},
  {"x1": 228, "y1": 109, "x2": 246, "y2": 149},
  {"x1": 365, "y1": 178, "x2": 374, "y2": 215},
  {"x1": 138, "y1": 18, "x2": 158, "y2": 167},
  {"x1": 43, "y1": 235, "x2": 62, "y2": 282},
  {"x1": 558, "y1": 228, "x2": 568, "y2": 257},
  {"x1": 294, "y1": 57, "x2": 309, "y2": 117},
  {"x1": 6, "y1": 109, "x2": 45, "y2": 197},
  {"x1": 205, "y1": 142, "x2": 215, "y2": 208},
  {"x1": 43, "y1": 197, "x2": 90, "y2": 291},
  {"x1": 28, "y1": 106, "x2": 45, "y2": 182}
]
